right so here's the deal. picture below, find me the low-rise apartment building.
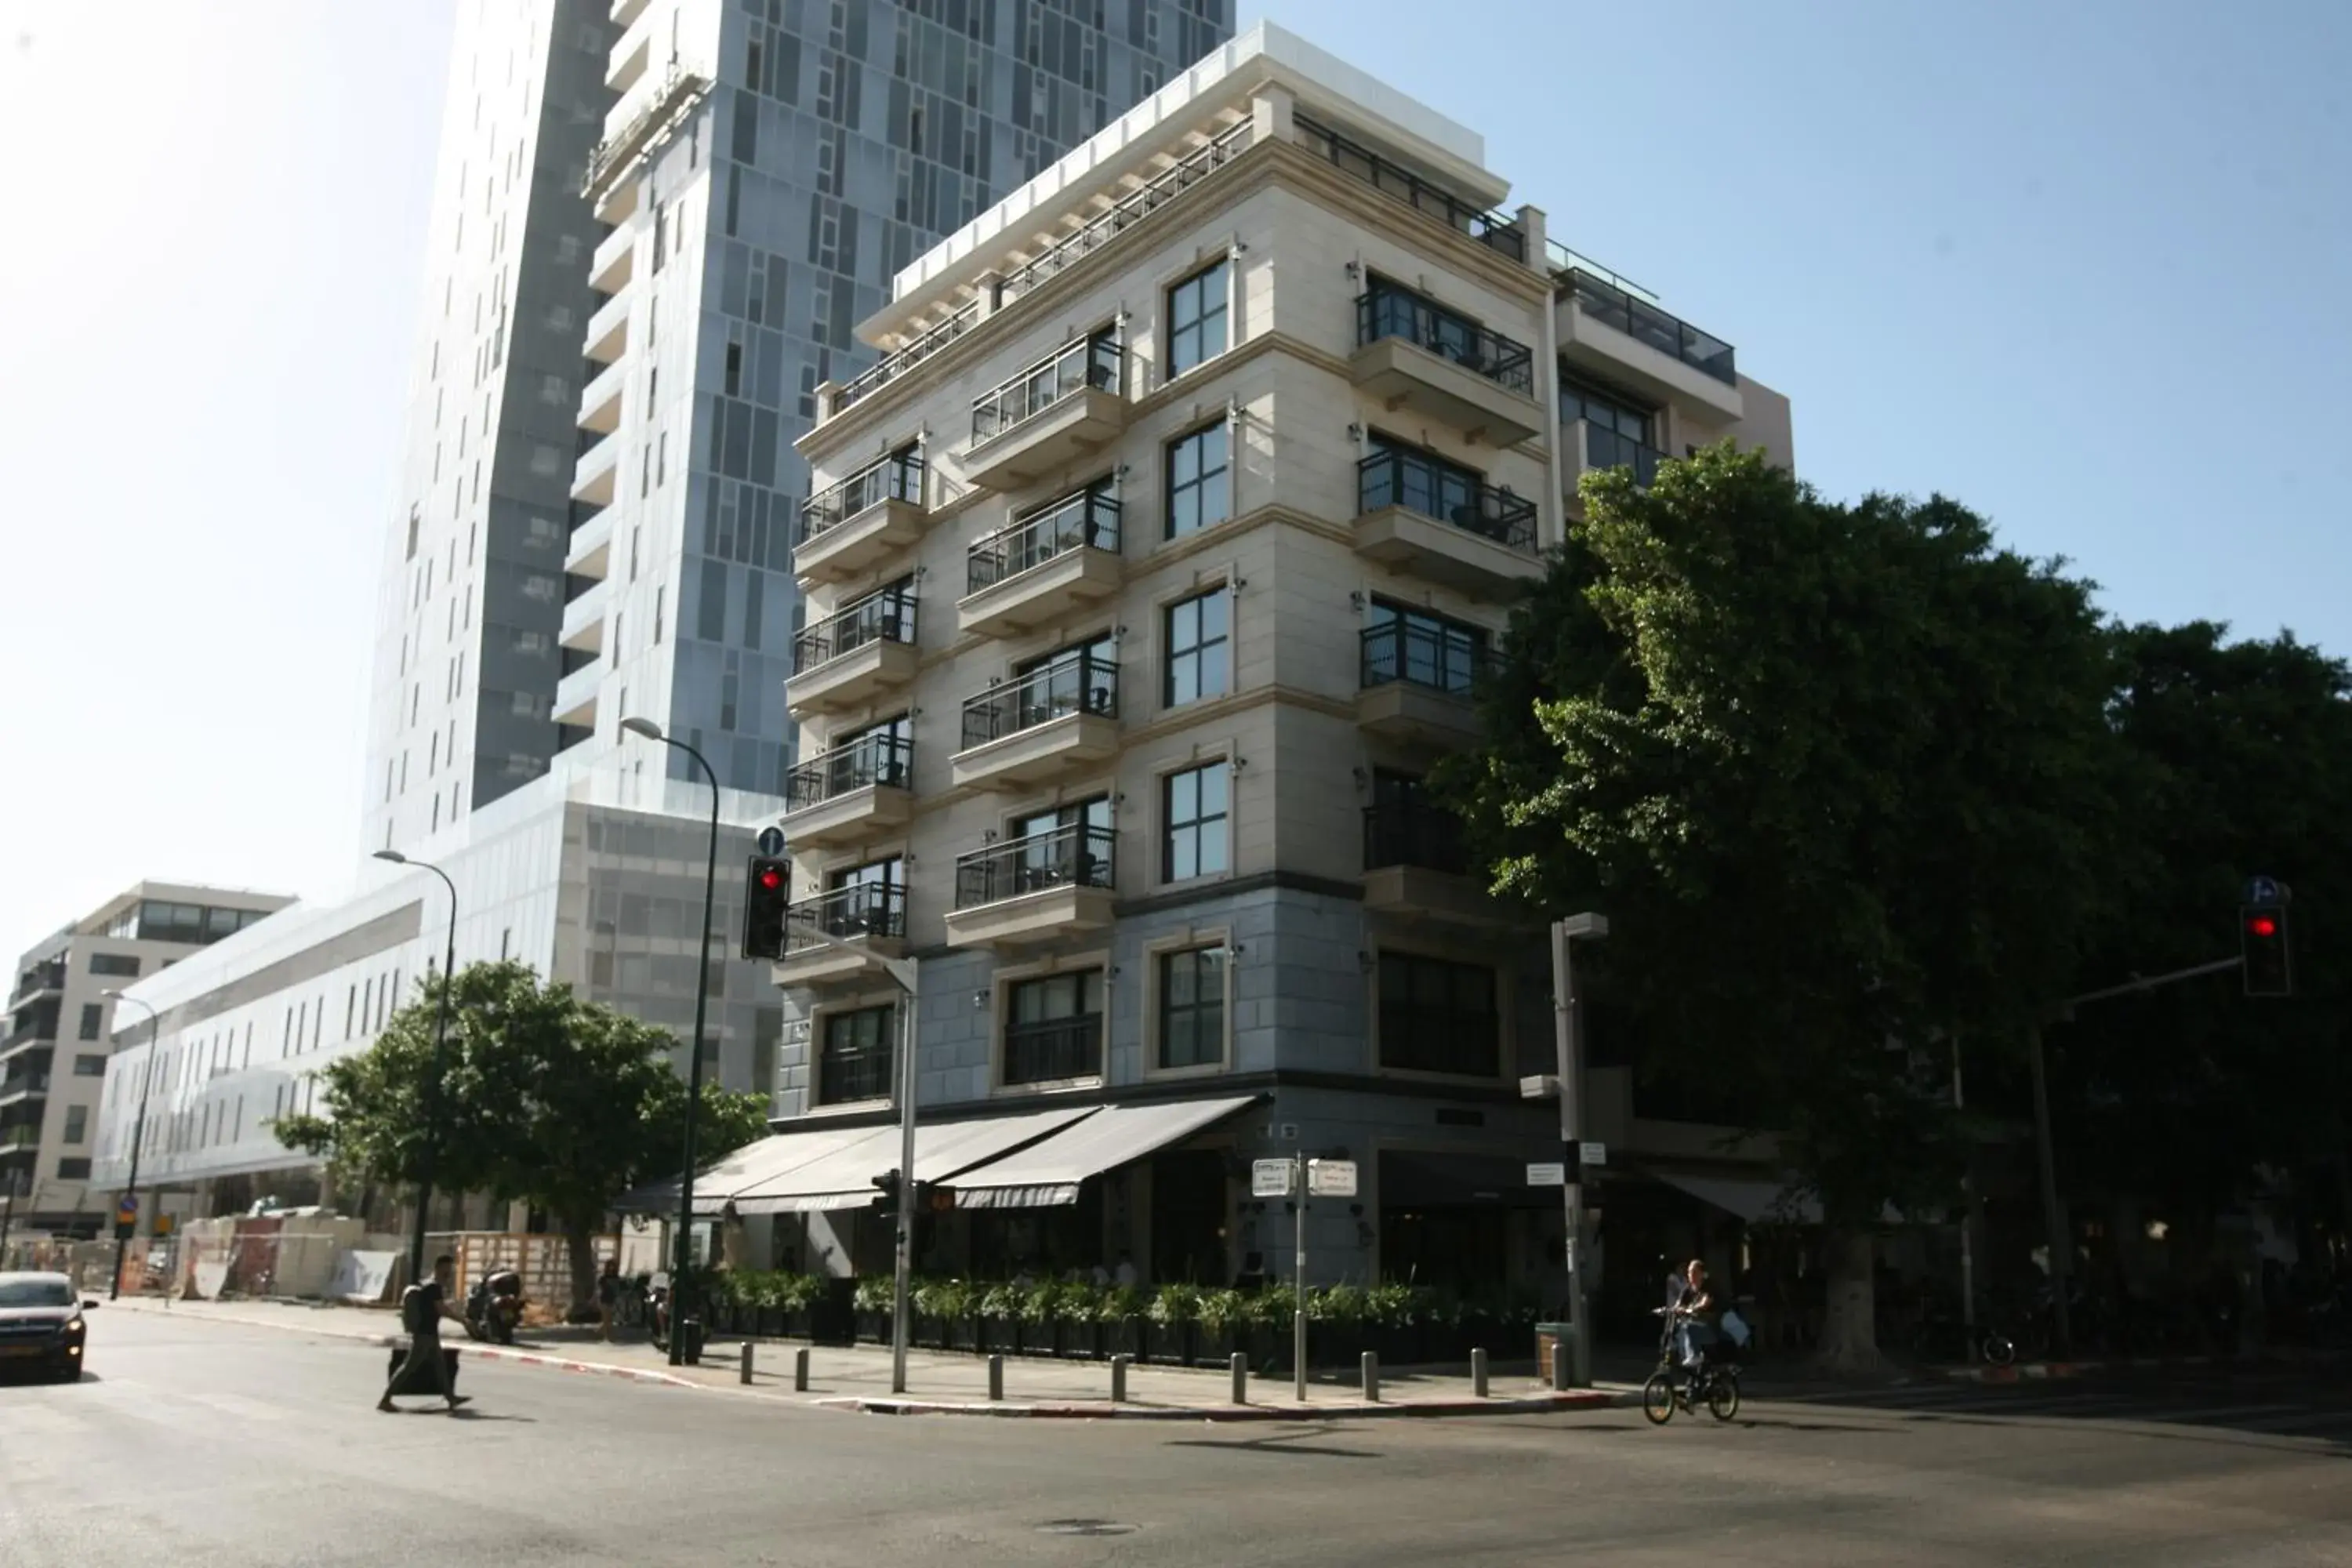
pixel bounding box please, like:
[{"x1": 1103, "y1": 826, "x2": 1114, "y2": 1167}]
[{"x1": 730, "y1": 23, "x2": 1795, "y2": 1301}]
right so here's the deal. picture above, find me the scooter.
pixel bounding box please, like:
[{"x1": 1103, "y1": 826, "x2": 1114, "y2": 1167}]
[{"x1": 463, "y1": 1269, "x2": 525, "y2": 1345}]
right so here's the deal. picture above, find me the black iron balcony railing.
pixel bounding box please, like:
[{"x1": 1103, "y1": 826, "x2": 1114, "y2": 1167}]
[
  {"x1": 1357, "y1": 448, "x2": 1538, "y2": 554},
  {"x1": 818, "y1": 1040, "x2": 893, "y2": 1104},
  {"x1": 1356, "y1": 287, "x2": 1534, "y2": 397},
  {"x1": 971, "y1": 335, "x2": 1123, "y2": 441},
  {"x1": 1294, "y1": 113, "x2": 1527, "y2": 265},
  {"x1": 1360, "y1": 620, "x2": 1487, "y2": 696},
  {"x1": 967, "y1": 489, "x2": 1120, "y2": 594},
  {"x1": 785, "y1": 732, "x2": 914, "y2": 811},
  {"x1": 800, "y1": 449, "x2": 924, "y2": 546},
  {"x1": 779, "y1": 881, "x2": 908, "y2": 958},
  {"x1": 1364, "y1": 802, "x2": 1472, "y2": 877},
  {"x1": 1578, "y1": 422, "x2": 1665, "y2": 488},
  {"x1": 832, "y1": 299, "x2": 981, "y2": 416},
  {"x1": 961, "y1": 652, "x2": 1119, "y2": 751},
  {"x1": 1558, "y1": 267, "x2": 1737, "y2": 387},
  {"x1": 954, "y1": 822, "x2": 1116, "y2": 910},
  {"x1": 793, "y1": 586, "x2": 918, "y2": 675},
  {"x1": 996, "y1": 118, "x2": 1256, "y2": 306},
  {"x1": 1003, "y1": 1016, "x2": 1104, "y2": 1086}
]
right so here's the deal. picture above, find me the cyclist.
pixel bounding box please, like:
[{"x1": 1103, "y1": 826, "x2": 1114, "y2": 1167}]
[{"x1": 1668, "y1": 1258, "x2": 1720, "y2": 1375}]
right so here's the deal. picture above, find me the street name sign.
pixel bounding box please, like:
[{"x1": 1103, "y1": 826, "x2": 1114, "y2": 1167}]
[
  {"x1": 1526, "y1": 1162, "x2": 1566, "y2": 1188},
  {"x1": 1251, "y1": 1159, "x2": 1295, "y2": 1198},
  {"x1": 1307, "y1": 1160, "x2": 1357, "y2": 1198}
]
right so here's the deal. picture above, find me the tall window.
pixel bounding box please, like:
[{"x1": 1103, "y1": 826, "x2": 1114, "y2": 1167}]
[
  {"x1": 62, "y1": 1105, "x2": 87, "y2": 1145},
  {"x1": 818, "y1": 1004, "x2": 895, "y2": 1104},
  {"x1": 74, "y1": 1055, "x2": 106, "y2": 1077},
  {"x1": 1377, "y1": 953, "x2": 1499, "y2": 1077},
  {"x1": 824, "y1": 858, "x2": 906, "y2": 938},
  {"x1": 1163, "y1": 763, "x2": 1231, "y2": 883},
  {"x1": 1166, "y1": 423, "x2": 1229, "y2": 539},
  {"x1": 78, "y1": 1004, "x2": 102, "y2": 1041},
  {"x1": 1165, "y1": 259, "x2": 1229, "y2": 378},
  {"x1": 1004, "y1": 970, "x2": 1105, "y2": 1085},
  {"x1": 1011, "y1": 797, "x2": 1114, "y2": 893},
  {"x1": 1163, "y1": 588, "x2": 1229, "y2": 708},
  {"x1": 1158, "y1": 946, "x2": 1227, "y2": 1070}
]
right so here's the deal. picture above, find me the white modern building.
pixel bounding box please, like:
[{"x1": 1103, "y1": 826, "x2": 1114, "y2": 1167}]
[
  {"x1": 93, "y1": 0, "x2": 1229, "y2": 1225},
  {"x1": 5, "y1": 884, "x2": 290, "y2": 1237},
  {"x1": 682, "y1": 22, "x2": 1796, "y2": 1305}
]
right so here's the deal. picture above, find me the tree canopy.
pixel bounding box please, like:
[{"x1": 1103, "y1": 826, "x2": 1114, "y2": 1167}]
[{"x1": 276, "y1": 960, "x2": 768, "y2": 1306}]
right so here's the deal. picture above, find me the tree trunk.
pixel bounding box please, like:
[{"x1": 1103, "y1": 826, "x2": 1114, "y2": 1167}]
[
  {"x1": 1812, "y1": 1228, "x2": 1887, "y2": 1376},
  {"x1": 563, "y1": 1217, "x2": 598, "y2": 1319}
]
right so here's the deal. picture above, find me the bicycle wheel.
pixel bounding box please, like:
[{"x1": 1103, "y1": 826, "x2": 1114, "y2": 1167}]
[
  {"x1": 1707, "y1": 1372, "x2": 1741, "y2": 1423},
  {"x1": 1981, "y1": 1330, "x2": 2016, "y2": 1368},
  {"x1": 1642, "y1": 1374, "x2": 1677, "y2": 1425}
]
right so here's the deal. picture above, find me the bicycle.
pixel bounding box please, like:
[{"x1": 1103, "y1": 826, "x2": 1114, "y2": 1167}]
[{"x1": 1642, "y1": 1306, "x2": 1741, "y2": 1425}]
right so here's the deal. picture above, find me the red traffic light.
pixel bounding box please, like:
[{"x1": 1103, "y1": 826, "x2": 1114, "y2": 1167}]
[
  {"x1": 2247, "y1": 915, "x2": 2278, "y2": 938},
  {"x1": 757, "y1": 866, "x2": 785, "y2": 891}
]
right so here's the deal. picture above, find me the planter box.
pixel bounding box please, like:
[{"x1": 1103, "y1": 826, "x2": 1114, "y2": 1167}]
[
  {"x1": 948, "y1": 1316, "x2": 981, "y2": 1353},
  {"x1": 1143, "y1": 1320, "x2": 1193, "y2": 1366},
  {"x1": 855, "y1": 1309, "x2": 889, "y2": 1345},
  {"x1": 1105, "y1": 1317, "x2": 1145, "y2": 1363},
  {"x1": 913, "y1": 1314, "x2": 947, "y2": 1351}
]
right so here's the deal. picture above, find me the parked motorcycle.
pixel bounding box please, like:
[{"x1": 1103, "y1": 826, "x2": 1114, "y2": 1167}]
[{"x1": 463, "y1": 1269, "x2": 525, "y2": 1345}]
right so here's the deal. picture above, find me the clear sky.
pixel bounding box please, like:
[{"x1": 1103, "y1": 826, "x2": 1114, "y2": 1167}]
[{"x1": 2, "y1": 0, "x2": 2345, "y2": 967}]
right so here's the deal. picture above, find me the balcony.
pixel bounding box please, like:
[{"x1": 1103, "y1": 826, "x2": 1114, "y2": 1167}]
[
  {"x1": 559, "y1": 577, "x2": 610, "y2": 654},
  {"x1": 571, "y1": 430, "x2": 619, "y2": 508},
  {"x1": 1294, "y1": 113, "x2": 1529, "y2": 267},
  {"x1": 795, "y1": 451, "x2": 927, "y2": 584},
  {"x1": 1003, "y1": 1018, "x2": 1104, "y2": 1087},
  {"x1": 584, "y1": 291, "x2": 630, "y2": 365},
  {"x1": 579, "y1": 357, "x2": 626, "y2": 437},
  {"x1": 1564, "y1": 419, "x2": 1666, "y2": 497},
  {"x1": 553, "y1": 656, "x2": 604, "y2": 728},
  {"x1": 1351, "y1": 289, "x2": 1542, "y2": 447},
  {"x1": 1352, "y1": 448, "x2": 1544, "y2": 600},
  {"x1": 1356, "y1": 622, "x2": 1485, "y2": 747},
  {"x1": 786, "y1": 588, "x2": 919, "y2": 717},
  {"x1": 771, "y1": 883, "x2": 908, "y2": 989},
  {"x1": 568, "y1": 503, "x2": 615, "y2": 581},
  {"x1": 589, "y1": 223, "x2": 635, "y2": 296},
  {"x1": 9, "y1": 961, "x2": 65, "y2": 1005},
  {"x1": 1363, "y1": 804, "x2": 1506, "y2": 925},
  {"x1": 1555, "y1": 266, "x2": 1743, "y2": 424},
  {"x1": 587, "y1": 68, "x2": 710, "y2": 216},
  {"x1": 778, "y1": 733, "x2": 915, "y2": 849},
  {"x1": 951, "y1": 652, "x2": 1120, "y2": 791},
  {"x1": 612, "y1": 0, "x2": 650, "y2": 31},
  {"x1": 605, "y1": 9, "x2": 652, "y2": 94},
  {"x1": 943, "y1": 824, "x2": 1116, "y2": 949},
  {"x1": 963, "y1": 336, "x2": 1127, "y2": 491},
  {"x1": 956, "y1": 489, "x2": 1122, "y2": 638},
  {"x1": 0, "y1": 1075, "x2": 49, "y2": 1109}
]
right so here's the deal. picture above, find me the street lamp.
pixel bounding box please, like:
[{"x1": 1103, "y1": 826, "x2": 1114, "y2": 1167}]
[
  {"x1": 619, "y1": 716, "x2": 722, "y2": 1368},
  {"x1": 1527, "y1": 913, "x2": 1607, "y2": 1388},
  {"x1": 103, "y1": 990, "x2": 161, "y2": 1301},
  {"x1": 374, "y1": 849, "x2": 459, "y2": 1291}
]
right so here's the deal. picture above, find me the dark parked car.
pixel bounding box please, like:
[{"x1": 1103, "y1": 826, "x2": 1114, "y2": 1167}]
[{"x1": 0, "y1": 1272, "x2": 98, "y2": 1383}]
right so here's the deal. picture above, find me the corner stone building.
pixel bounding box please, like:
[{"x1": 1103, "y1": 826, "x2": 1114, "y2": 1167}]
[{"x1": 700, "y1": 23, "x2": 1796, "y2": 1304}]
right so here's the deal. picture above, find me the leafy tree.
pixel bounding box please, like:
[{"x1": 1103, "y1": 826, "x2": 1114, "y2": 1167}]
[
  {"x1": 1443, "y1": 445, "x2": 2124, "y2": 1369},
  {"x1": 277, "y1": 961, "x2": 768, "y2": 1310}
]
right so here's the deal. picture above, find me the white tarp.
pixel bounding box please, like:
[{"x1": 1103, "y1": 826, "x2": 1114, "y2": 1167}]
[
  {"x1": 952, "y1": 1096, "x2": 1258, "y2": 1209},
  {"x1": 1653, "y1": 1171, "x2": 1907, "y2": 1228},
  {"x1": 731, "y1": 1106, "x2": 1098, "y2": 1215}
]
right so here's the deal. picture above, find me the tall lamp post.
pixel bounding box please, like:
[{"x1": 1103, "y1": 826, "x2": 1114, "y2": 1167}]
[
  {"x1": 373, "y1": 850, "x2": 459, "y2": 1290},
  {"x1": 619, "y1": 717, "x2": 722, "y2": 1368},
  {"x1": 1529, "y1": 913, "x2": 1608, "y2": 1389},
  {"x1": 103, "y1": 990, "x2": 162, "y2": 1301}
]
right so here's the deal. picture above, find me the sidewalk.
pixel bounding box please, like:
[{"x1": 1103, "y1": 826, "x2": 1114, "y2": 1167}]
[{"x1": 107, "y1": 1296, "x2": 1631, "y2": 1421}]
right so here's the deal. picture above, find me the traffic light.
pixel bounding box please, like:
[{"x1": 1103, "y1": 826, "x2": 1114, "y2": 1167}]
[
  {"x1": 2241, "y1": 902, "x2": 2292, "y2": 997},
  {"x1": 870, "y1": 1168, "x2": 902, "y2": 1222},
  {"x1": 742, "y1": 855, "x2": 790, "y2": 960}
]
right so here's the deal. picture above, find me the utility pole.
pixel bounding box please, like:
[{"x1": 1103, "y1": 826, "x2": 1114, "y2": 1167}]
[{"x1": 1548, "y1": 913, "x2": 1608, "y2": 1389}]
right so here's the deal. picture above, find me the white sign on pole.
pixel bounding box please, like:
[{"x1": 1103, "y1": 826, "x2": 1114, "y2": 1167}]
[
  {"x1": 1526, "y1": 1162, "x2": 1567, "y2": 1188},
  {"x1": 1306, "y1": 1159, "x2": 1357, "y2": 1198},
  {"x1": 1519, "y1": 1074, "x2": 1560, "y2": 1102},
  {"x1": 1579, "y1": 1142, "x2": 1608, "y2": 1168},
  {"x1": 1251, "y1": 1159, "x2": 1296, "y2": 1198}
]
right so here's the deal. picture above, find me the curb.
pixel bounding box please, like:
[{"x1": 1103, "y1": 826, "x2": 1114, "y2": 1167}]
[
  {"x1": 462, "y1": 1345, "x2": 702, "y2": 1390},
  {"x1": 817, "y1": 1390, "x2": 1623, "y2": 1421},
  {"x1": 1933, "y1": 1348, "x2": 2343, "y2": 1385}
]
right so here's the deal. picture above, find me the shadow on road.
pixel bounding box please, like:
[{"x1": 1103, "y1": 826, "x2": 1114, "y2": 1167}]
[{"x1": 1166, "y1": 1425, "x2": 1384, "y2": 1461}]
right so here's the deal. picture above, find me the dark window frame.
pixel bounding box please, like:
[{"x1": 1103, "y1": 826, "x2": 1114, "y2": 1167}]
[
  {"x1": 1002, "y1": 969, "x2": 1106, "y2": 1086},
  {"x1": 1161, "y1": 761, "x2": 1232, "y2": 884},
  {"x1": 818, "y1": 1004, "x2": 895, "y2": 1105},
  {"x1": 1163, "y1": 586, "x2": 1230, "y2": 709},
  {"x1": 1377, "y1": 951, "x2": 1501, "y2": 1078},
  {"x1": 1164, "y1": 257, "x2": 1231, "y2": 379},
  {"x1": 1156, "y1": 946, "x2": 1227, "y2": 1071},
  {"x1": 1165, "y1": 421, "x2": 1230, "y2": 540}
]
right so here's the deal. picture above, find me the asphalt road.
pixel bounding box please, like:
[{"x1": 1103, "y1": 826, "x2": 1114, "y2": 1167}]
[{"x1": 3, "y1": 1310, "x2": 2347, "y2": 1567}]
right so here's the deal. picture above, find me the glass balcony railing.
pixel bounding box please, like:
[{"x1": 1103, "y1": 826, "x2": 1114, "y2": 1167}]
[
  {"x1": 1357, "y1": 448, "x2": 1538, "y2": 554},
  {"x1": 1579, "y1": 422, "x2": 1665, "y2": 488},
  {"x1": 800, "y1": 449, "x2": 924, "y2": 546},
  {"x1": 792, "y1": 586, "x2": 917, "y2": 675},
  {"x1": 971, "y1": 336, "x2": 1124, "y2": 442},
  {"x1": 967, "y1": 489, "x2": 1120, "y2": 594},
  {"x1": 1356, "y1": 286, "x2": 1534, "y2": 397},
  {"x1": 953, "y1": 822, "x2": 1116, "y2": 910},
  {"x1": 961, "y1": 651, "x2": 1119, "y2": 750},
  {"x1": 1363, "y1": 802, "x2": 1472, "y2": 876},
  {"x1": 1360, "y1": 621, "x2": 1487, "y2": 696},
  {"x1": 779, "y1": 881, "x2": 907, "y2": 957},
  {"x1": 785, "y1": 732, "x2": 914, "y2": 811},
  {"x1": 1558, "y1": 268, "x2": 1737, "y2": 387}
]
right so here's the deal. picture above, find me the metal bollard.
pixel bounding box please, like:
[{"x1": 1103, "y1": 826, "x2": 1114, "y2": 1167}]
[
  {"x1": 739, "y1": 1342, "x2": 755, "y2": 1385},
  {"x1": 1229, "y1": 1352, "x2": 1248, "y2": 1406},
  {"x1": 1361, "y1": 1350, "x2": 1381, "y2": 1403},
  {"x1": 1471, "y1": 1347, "x2": 1490, "y2": 1399},
  {"x1": 987, "y1": 1352, "x2": 1004, "y2": 1403},
  {"x1": 793, "y1": 1346, "x2": 810, "y2": 1392},
  {"x1": 1550, "y1": 1334, "x2": 1572, "y2": 1392},
  {"x1": 1110, "y1": 1352, "x2": 1129, "y2": 1404}
]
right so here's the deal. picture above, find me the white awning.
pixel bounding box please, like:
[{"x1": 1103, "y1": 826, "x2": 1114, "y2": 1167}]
[
  {"x1": 614, "y1": 1122, "x2": 880, "y2": 1217},
  {"x1": 1653, "y1": 1172, "x2": 1907, "y2": 1227},
  {"x1": 952, "y1": 1096, "x2": 1258, "y2": 1209},
  {"x1": 731, "y1": 1105, "x2": 1096, "y2": 1215}
]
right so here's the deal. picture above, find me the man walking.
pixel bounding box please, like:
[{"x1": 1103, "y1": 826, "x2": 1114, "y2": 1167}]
[{"x1": 380, "y1": 1253, "x2": 469, "y2": 1414}]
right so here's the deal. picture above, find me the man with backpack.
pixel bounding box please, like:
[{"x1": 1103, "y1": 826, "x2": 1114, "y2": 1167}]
[{"x1": 379, "y1": 1253, "x2": 470, "y2": 1414}]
